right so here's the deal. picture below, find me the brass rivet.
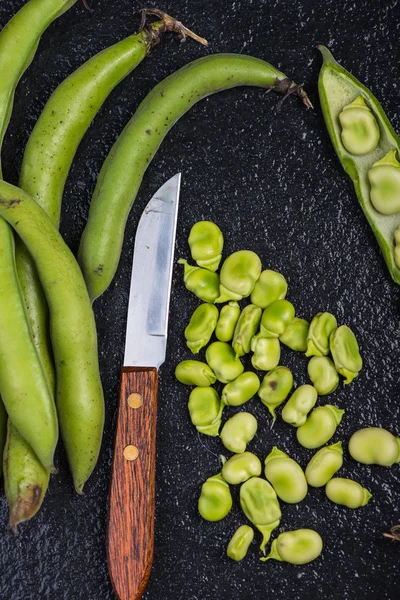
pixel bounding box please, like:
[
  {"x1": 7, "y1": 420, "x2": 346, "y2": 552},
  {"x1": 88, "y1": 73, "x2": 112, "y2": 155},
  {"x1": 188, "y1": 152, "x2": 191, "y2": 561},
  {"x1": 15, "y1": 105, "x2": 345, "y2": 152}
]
[
  {"x1": 123, "y1": 445, "x2": 139, "y2": 461},
  {"x1": 128, "y1": 393, "x2": 143, "y2": 409}
]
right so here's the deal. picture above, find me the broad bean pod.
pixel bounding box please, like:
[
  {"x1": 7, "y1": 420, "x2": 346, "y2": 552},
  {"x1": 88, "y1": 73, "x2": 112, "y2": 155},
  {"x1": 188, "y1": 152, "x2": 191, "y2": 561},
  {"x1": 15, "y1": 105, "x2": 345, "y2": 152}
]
[
  {"x1": 77, "y1": 54, "x2": 311, "y2": 301},
  {"x1": 305, "y1": 441, "x2": 343, "y2": 487},
  {"x1": 0, "y1": 219, "x2": 57, "y2": 469},
  {"x1": 240, "y1": 477, "x2": 281, "y2": 552},
  {"x1": 262, "y1": 529, "x2": 323, "y2": 565},
  {"x1": 3, "y1": 421, "x2": 50, "y2": 534},
  {"x1": 188, "y1": 221, "x2": 223, "y2": 271},
  {"x1": 0, "y1": 181, "x2": 104, "y2": 494},
  {"x1": 296, "y1": 405, "x2": 345, "y2": 449},
  {"x1": 18, "y1": 10, "x2": 206, "y2": 386},
  {"x1": 258, "y1": 366, "x2": 293, "y2": 420},
  {"x1": 348, "y1": 427, "x2": 400, "y2": 466},
  {"x1": 325, "y1": 477, "x2": 372, "y2": 509},
  {"x1": 264, "y1": 447, "x2": 307, "y2": 503},
  {"x1": 227, "y1": 525, "x2": 254, "y2": 561},
  {"x1": 318, "y1": 46, "x2": 400, "y2": 284}
]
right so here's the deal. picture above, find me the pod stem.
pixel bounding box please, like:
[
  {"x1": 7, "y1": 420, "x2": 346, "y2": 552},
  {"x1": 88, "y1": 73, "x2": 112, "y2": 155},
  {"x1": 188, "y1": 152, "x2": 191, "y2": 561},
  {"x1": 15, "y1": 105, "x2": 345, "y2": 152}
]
[
  {"x1": 81, "y1": 0, "x2": 95, "y2": 13},
  {"x1": 267, "y1": 78, "x2": 313, "y2": 110},
  {"x1": 384, "y1": 525, "x2": 400, "y2": 541},
  {"x1": 141, "y1": 8, "x2": 208, "y2": 46}
]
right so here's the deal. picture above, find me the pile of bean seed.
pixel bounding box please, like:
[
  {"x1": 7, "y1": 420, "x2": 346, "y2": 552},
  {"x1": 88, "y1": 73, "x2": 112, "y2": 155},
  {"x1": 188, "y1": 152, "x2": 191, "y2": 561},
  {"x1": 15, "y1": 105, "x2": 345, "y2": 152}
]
[{"x1": 175, "y1": 221, "x2": 400, "y2": 565}]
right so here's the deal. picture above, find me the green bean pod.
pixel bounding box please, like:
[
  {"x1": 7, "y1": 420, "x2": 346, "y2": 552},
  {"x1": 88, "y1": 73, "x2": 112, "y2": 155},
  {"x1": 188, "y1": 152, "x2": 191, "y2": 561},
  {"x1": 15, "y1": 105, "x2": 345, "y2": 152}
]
[
  {"x1": 318, "y1": 45, "x2": 400, "y2": 284},
  {"x1": 17, "y1": 11, "x2": 206, "y2": 389},
  {"x1": 77, "y1": 53, "x2": 311, "y2": 301},
  {"x1": 0, "y1": 0, "x2": 78, "y2": 166},
  {"x1": 3, "y1": 421, "x2": 50, "y2": 533},
  {"x1": 0, "y1": 220, "x2": 57, "y2": 469},
  {"x1": 0, "y1": 398, "x2": 7, "y2": 477},
  {"x1": 0, "y1": 181, "x2": 104, "y2": 493}
]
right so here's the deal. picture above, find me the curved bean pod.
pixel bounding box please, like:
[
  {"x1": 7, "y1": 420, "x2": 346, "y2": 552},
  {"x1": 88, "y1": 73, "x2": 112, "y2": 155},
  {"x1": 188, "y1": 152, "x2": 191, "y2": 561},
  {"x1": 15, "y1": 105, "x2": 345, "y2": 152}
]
[
  {"x1": 78, "y1": 53, "x2": 312, "y2": 301},
  {"x1": 0, "y1": 181, "x2": 104, "y2": 494},
  {"x1": 0, "y1": 220, "x2": 57, "y2": 469},
  {"x1": 18, "y1": 10, "x2": 206, "y2": 393},
  {"x1": 0, "y1": 399, "x2": 7, "y2": 477},
  {"x1": 0, "y1": 0, "x2": 77, "y2": 166},
  {"x1": 3, "y1": 421, "x2": 50, "y2": 534}
]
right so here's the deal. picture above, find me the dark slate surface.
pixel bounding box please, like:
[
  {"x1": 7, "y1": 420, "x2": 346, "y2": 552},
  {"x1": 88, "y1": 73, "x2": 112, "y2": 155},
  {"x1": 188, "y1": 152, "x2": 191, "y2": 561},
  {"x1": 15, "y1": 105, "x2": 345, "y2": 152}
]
[{"x1": 0, "y1": 0, "x2": 399, "y2": 598}]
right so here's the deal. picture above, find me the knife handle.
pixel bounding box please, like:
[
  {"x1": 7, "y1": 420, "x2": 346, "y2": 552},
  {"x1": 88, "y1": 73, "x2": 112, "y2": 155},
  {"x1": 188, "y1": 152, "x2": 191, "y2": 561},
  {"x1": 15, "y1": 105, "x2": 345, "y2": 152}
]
[{"x1": 107, "y1": 366, "x2": 158, "y2": 600}]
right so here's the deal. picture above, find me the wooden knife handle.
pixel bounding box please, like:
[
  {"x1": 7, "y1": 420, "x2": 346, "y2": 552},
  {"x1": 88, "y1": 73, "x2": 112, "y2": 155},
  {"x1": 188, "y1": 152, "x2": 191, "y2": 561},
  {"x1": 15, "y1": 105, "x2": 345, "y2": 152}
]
[{"x1": 107, "y1": 366, "x2": 158, "y2": 600}]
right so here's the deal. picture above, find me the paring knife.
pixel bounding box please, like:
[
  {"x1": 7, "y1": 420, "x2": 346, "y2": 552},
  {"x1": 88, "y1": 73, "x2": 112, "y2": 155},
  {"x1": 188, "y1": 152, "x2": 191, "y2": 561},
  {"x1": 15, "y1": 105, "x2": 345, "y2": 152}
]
[{"x1": 107, "y1": 173, "x2": 181, "y2": 600}]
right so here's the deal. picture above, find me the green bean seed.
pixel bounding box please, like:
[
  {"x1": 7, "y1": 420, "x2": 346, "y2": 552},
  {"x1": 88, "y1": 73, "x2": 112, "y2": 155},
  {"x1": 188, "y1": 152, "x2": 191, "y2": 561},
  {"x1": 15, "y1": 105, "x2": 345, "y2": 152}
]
[
  {"x1": 188, "y1": 387, "x2": 222, "y2": 436},
  {"x1": 250, "y1": 269, "x2": 288, "y2": 309},
  {"x1": 260, "y1": 299, "x2": 295, "y2": 338},
  {"x1": 232, "y1": 304, "x2": 262, "y2": 357},
  {"x1": 251, "y1": 336, "x2": 281, "y2": 371},
  {"x1": 222, "y1": 452, "x2": 262, "y2": 485},
  {"x1": 188, "y1": 221, "x2": 224, "y2": 271},
  {"x1": 348, "y1": 427, "x2": 400, "y2": 466},
  {"x1": 368, "y1": 149, "x2": 400, "y2": 215},
  {"x1": 325, "y1": 477, "x2": 372, "y2": 509},
  {"x1": 281, "y1": 385, "x2": 318, "y2": 427},
  {"x1": 306, "y1": 312, "x2": 337, "y2": 357},
  {"x1": 394, "y1": 227, "x2": 400, "y2": 269},
  {"x1": 215, "y1": 302, "x2": 241, "y2": 342},
  {"x1": 221, "y1": 372, "x2": 260, "y2": 407},
  {"x1": 330, "y1": 325, "x2": 362, "y2": 384},
  {"x1": 217, "y1": 250, "x2": 262, "y2": 302},
  {"x1": 339, "y1": 96, "x2": 380, "y2": 156},
  {"x1": 262, "y1": 529, "x2": 323, "y2": 564},
  {"x1": 184, "y1": 303, "x2": 219, "y2": 354},
  {"x1": 305, "y1": 441, "x2": 343, "y2": 487},
  {"x1": 297, "y1": 405, "x2": 345, "y2": 449},
  {"x1": 227, "y1": 525, "x2": 254, "y2": 561},
  {"x1": 175, "y1": 360, "x2": 216, "y2": 386},
  {"x1": 258, "y1": 366, "x2": 293, "y2": 420},
  {"x1": 206, "y1": 342, "x2": 244, "y2": 383},
  {"x1": 220, "y1": 412, "x2": 257, "y2": 453},
  {"x1": 198, "y1": 473, "x2": 232, "y2": 521},
  {"x1": 240, "y1": 477, "x2": 281, "y2": 552},
  {"x1": 307, "y1": 356, "x2": 339, "y2": 395},
  {"x1": 279, "y1": 317, "x2": 309, "y2": 352},
  {"x1": 264, "y1": 447, "x2": 308, "y2": 503},
  {"x1": 178, "y1": 259, "x2": 220, "y2": 303}
]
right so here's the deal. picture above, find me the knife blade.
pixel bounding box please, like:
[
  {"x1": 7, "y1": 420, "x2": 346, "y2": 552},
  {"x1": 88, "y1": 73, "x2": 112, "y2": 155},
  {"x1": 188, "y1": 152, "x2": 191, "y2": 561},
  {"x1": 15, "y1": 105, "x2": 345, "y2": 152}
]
[{"x1": 107, "y1": 173, "x2": 181, "y2": 600}]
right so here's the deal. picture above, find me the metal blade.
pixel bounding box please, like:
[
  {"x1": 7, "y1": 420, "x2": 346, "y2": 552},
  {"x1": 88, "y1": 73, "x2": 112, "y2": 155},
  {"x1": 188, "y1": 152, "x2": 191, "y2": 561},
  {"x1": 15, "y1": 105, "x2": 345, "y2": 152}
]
[{"x1": 124, "y1": 173, "x2": 181, "y2": 368}]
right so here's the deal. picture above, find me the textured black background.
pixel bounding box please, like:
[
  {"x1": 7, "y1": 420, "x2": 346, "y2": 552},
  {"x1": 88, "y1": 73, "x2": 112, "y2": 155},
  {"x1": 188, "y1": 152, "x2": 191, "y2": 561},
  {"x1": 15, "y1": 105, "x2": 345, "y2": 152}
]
[{"x1": 0, "y1": 0, "x2": 399, "y2": 599}]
